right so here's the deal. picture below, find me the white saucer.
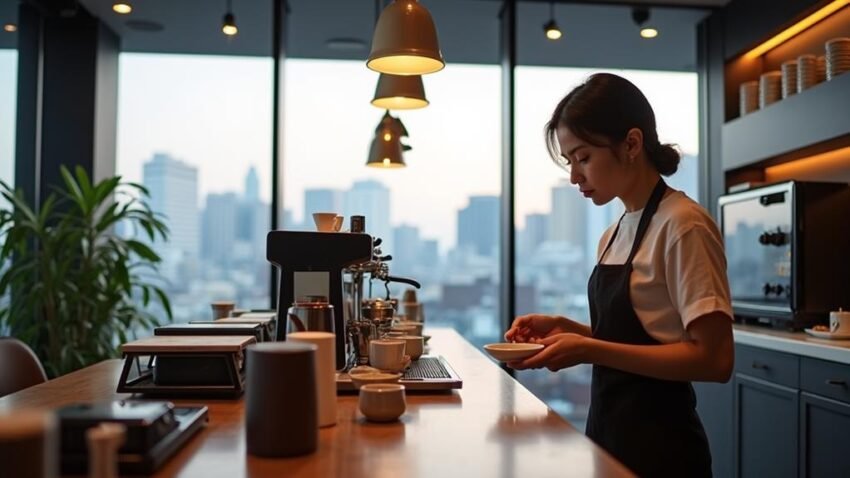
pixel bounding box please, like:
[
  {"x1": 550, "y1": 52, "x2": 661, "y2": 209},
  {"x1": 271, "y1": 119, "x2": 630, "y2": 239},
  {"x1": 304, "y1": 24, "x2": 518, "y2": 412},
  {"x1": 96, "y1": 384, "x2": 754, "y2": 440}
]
[{"x1": 804, "y1": 328, "x2": 850, "y2": 340}]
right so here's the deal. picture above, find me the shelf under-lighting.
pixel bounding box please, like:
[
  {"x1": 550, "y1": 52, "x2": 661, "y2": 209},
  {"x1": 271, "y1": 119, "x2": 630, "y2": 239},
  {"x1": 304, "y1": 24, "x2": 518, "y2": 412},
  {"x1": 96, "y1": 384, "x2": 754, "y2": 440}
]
[
  {"x1": 744, "y1": 0, "x2": 850, "y2": 59},
  {"x1": 764, "y1": 146, "x2": 850, "y2": 182}
]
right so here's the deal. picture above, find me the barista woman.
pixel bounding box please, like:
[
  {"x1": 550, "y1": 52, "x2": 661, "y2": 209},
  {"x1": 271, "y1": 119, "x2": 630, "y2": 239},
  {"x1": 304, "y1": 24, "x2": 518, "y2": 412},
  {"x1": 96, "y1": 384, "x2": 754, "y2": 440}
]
[{"x1": 505, "y1": 73, "x2": 733, "y2": 478}]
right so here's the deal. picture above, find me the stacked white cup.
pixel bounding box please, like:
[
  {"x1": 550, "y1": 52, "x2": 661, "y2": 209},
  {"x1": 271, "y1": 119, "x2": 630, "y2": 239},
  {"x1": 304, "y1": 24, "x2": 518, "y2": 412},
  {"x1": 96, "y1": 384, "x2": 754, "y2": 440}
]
[
  {"x1": 739, "y1": 81, "x2": 759, "y2": 116},
  {"x1": 826, "y1": 37, "x2": 850, "y2": 80},
  {"x1": 797, "y1": 54, "x2": 819, "y2": 92},
  {"x1": 758, "y1": 71, "x2": 782, "y2": 108},
  {"x1": 780, "y1": 60, "x2": 797, "y2": 98}
]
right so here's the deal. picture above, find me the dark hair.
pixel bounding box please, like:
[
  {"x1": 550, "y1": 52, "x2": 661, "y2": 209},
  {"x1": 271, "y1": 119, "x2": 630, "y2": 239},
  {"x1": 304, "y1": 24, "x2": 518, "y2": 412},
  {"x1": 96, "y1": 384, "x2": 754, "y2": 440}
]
[{"x1": 545, "y1": 73, "x2": 680, "y2": 176}]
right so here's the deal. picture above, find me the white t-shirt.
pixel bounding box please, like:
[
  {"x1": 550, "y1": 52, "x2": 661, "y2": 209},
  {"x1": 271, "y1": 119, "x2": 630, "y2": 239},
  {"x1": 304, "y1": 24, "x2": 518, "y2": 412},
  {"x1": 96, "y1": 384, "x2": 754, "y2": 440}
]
[{"x1": 597, "y1": 189, "x2": 733, "y2": 344}]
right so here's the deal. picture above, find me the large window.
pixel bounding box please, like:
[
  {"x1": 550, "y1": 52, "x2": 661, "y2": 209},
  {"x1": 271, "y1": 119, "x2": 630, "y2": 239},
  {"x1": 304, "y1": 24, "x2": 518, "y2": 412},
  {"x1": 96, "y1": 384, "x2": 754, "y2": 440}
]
[
  {"x1": 283, "y1": 59, "x2": 502, "y2": 349},
  {"x1": 116, "y1": 53, "x2": 273, "y2": 325},
  {"x1": 514, "y1": 67, "x2": 700, "y2": 429},
  {"x1": 0, "y1": 48, "x2": 15, "y2": 187}
]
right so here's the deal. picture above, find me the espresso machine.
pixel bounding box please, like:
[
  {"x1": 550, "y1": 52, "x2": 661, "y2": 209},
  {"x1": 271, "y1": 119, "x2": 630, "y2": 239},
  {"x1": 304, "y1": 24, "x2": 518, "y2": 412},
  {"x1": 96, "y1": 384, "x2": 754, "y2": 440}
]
[
  {"x1": 267, "y1": 230, "x2": 372, "y2": 369},
  {"x1": 267, "y1": 229, "x2": 420, "y2": 370}
]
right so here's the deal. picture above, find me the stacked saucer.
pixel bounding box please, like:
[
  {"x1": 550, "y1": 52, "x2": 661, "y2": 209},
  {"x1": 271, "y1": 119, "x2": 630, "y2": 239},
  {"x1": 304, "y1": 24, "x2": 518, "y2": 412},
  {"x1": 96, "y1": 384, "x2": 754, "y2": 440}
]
[
  {"x1": 780, "y1": 60, "x2": 797, "y2": 98},
  {"x1": 797, "y1": 54, "x2": 819, "y2": 92},
  {"x1": 759, "y1": 71, "x2": 782, "y2": 108},
  {"x1": 817, "y1": 55, "x2": 827, "y2": 82},
  {"x1": 739, "y1": 81, "x2": 759, "y2": 116},
  {"x1": 826, "y1": 37, "x2": 850, "y2": 80}
]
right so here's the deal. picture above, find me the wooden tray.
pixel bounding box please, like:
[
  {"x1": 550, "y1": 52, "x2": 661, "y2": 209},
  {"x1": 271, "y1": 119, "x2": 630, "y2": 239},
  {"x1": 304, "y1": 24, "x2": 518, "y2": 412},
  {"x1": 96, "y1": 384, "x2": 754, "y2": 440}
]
[{"x1": 121, "y1": 335, "x2": 255, "y2": 353}]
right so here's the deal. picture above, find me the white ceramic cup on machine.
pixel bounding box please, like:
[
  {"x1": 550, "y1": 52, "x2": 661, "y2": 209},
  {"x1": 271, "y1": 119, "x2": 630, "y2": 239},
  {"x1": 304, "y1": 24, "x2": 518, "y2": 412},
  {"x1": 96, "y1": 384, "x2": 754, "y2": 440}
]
[
  {"x1": 369, "y1": 339, "x2": 407, "y2": 371},
  {"x1": 312, "y1": 213, "x2": 343, "y2": 232}
]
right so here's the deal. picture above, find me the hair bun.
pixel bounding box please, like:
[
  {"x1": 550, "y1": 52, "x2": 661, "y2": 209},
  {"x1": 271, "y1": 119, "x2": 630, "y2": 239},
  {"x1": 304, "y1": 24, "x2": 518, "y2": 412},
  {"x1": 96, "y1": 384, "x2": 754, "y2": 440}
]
[{"x1": 651, "y1": 143, "x2": 681, "y2": 176}]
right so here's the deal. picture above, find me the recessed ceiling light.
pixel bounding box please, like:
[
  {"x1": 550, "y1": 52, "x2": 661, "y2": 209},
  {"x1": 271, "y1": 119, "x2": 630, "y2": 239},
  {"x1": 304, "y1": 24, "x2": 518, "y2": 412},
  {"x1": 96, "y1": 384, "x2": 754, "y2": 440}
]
[
  {"x1": 113, "y1": 2, "x2": 133, "y2": 14},
  {"x1": 640, "y1": 28, "x2": 659, "y2": 39},
  {"x1": 3, "y1": 24, "x2": 16, "y2": 33},
  {"x1": 326, "y1": 38, "x2": 367, "y2": 51}
]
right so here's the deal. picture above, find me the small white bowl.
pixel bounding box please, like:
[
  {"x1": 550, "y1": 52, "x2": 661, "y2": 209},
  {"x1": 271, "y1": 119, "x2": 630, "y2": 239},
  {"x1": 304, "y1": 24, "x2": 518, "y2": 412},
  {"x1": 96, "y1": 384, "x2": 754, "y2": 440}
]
[{"x1": 483, "y1": 343, "x2": 544, "y2": 362}]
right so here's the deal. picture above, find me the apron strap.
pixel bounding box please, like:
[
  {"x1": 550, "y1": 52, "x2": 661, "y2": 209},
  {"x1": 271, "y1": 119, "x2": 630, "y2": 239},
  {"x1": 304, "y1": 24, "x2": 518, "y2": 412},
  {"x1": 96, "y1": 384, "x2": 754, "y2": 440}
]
[
  {"x1": 598, "y1": 214, "x2": 626, "y2": 264},
  {"x1": 625, "y1": 178, "x2": 668, "y2": 265}
]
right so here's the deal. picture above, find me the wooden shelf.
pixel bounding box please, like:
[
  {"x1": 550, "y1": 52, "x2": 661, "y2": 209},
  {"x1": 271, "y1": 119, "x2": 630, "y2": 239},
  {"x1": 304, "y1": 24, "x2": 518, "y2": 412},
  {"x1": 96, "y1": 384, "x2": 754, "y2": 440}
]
[{"x1": 722, "y1": 71, "x2": 850, "y2": 171}]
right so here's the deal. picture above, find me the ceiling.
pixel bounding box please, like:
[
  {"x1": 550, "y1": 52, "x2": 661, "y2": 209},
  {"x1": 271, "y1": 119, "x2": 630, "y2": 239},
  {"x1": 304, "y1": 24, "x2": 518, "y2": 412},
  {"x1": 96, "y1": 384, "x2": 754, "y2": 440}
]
[{"x1": 1, "y1": 0, "x2": 730, "y2": 71}]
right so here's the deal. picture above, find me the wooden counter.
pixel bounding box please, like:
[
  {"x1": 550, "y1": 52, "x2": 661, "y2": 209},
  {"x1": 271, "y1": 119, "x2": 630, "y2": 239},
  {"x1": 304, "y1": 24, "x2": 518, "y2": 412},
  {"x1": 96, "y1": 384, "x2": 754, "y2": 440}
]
[{"x1": 0, "y1": 329, "x2": 633, "y2": 477}]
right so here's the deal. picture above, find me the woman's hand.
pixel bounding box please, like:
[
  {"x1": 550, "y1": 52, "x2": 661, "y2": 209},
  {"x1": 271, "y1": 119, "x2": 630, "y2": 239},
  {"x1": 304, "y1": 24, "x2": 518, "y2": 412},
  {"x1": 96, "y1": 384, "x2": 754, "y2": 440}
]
[
  {"x1": 504, "y1": 314, "x2": 568, "y2": 344},
  {"x1": 507, "y1": 333, "x2": 590, "y2": 371}
]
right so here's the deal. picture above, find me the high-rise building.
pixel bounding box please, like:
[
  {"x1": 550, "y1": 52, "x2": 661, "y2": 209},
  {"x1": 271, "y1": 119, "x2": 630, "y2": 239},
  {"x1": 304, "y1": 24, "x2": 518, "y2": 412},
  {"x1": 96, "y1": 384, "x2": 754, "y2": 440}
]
[
  {"x1": 549, "y1": 180, "x2": 586, "y2": 249},
  {"x1": 393, "y1": 224, "x2": 421, "y2": 277},
  {"x1": 203, "y1": 192, "x2": 239, "y2": 266},
  {"x1": 523, "y1": 213, "x2": 549, "y2": 255},
  {"x1": 344, "y1": 180, "x2": 392, "y2": 254},
  {"x1": 457, "y1": 195, "x2": 499, "y2": 257},
  {"x1": 143, "y1": 153, "x2": 199, "y2": 273},
  {"x1": 244, "y1": 166, "x2": 260, "y2": 203}
]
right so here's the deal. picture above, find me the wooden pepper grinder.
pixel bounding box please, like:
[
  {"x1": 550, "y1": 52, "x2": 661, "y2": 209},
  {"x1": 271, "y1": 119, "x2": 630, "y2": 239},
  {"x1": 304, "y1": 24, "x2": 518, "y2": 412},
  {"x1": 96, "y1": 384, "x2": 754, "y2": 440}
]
[{"x1": 86, "y1": 423, "x2": 126, "y2": 478}]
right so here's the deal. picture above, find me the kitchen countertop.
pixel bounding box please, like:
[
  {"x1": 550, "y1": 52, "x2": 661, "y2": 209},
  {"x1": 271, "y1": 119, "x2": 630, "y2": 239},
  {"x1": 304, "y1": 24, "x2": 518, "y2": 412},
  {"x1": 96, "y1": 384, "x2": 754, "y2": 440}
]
[
  {"x1": 734, "y1": 324, "x2": 850, "y2": 364},
  {"x1": 0, "y1": 328, "x2": 633, "y2": 478}
]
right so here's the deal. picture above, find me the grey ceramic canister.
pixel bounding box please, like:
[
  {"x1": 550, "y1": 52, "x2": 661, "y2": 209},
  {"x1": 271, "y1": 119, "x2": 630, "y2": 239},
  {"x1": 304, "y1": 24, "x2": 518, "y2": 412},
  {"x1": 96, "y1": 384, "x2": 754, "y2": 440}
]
[{"x1": 245, "y1": 342, "x2": 318, "y2": 457}]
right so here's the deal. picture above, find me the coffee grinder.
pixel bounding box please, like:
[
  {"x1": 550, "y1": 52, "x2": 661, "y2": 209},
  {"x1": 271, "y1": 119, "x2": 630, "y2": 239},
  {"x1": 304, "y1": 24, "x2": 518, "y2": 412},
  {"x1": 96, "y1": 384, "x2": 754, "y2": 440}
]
[{"x1": 267, "y1": 230, "x2": 373, "y2": 369}]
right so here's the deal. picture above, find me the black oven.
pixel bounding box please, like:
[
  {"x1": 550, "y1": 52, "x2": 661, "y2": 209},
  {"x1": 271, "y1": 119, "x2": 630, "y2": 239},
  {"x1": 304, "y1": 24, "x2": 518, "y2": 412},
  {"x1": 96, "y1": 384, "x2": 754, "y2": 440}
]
[{"x1": 718, "y1": 181, "x2": 850, "y2": 329}]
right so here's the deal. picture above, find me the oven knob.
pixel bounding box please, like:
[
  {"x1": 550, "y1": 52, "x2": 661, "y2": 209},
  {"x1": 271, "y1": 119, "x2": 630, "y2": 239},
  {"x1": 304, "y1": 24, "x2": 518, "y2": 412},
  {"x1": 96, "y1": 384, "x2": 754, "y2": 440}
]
[
  {"x1": 763, "y1": 283, "x2": 772, "y2": 296},
  {"x1": 774, "y1": 284, "x2": 784, "y2": 296},
  {"x1": 785, "y1": 284, "x2": 792, "y2": 298},
  {"x1": 770, "y1": 230, "x2": 788, "y2": 246},
  {"x1": 759, "y1": 232, "x2": 770, "y2": 245}
]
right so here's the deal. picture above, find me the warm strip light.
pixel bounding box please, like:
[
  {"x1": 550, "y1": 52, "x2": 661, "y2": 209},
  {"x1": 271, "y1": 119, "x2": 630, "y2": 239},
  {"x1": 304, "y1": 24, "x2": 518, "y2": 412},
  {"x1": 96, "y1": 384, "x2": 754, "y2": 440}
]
[
  {"x1": 764, "y1": 146, "x2": 850, "y2": 182},
  {"x1": 744, "y1": 0, "x2": 850, "y2": 59}
]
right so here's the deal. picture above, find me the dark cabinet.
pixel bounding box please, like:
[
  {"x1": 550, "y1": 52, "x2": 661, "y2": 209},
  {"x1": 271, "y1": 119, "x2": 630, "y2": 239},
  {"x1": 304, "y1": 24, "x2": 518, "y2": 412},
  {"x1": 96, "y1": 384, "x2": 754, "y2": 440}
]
[
  {"x1": 734, "y1": 374, "x2": 799, "y2": 478},
  {"x1": 800, "y1": 392, "x2": 850, "y2": 478}
]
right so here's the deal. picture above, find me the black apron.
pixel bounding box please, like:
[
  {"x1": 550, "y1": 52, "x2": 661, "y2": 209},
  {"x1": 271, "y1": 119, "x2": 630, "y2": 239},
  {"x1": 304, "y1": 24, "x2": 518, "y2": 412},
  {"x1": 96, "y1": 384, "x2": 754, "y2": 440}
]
[{"x1": 585, "y1": 179, "x2": 712, "y2": 478}]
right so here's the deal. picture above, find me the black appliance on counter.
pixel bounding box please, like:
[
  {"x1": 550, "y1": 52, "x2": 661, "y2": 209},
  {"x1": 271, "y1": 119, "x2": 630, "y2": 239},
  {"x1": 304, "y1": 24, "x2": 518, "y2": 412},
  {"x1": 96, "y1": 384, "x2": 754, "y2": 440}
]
[{"x1": 718, "y1": 180, "x2": 850, "y2": 329}]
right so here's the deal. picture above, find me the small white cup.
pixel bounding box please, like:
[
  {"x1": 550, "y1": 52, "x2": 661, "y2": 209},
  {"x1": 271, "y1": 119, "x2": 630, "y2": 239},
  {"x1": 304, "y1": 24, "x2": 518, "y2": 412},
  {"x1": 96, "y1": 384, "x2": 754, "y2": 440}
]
[
  {"x1": 829, "y1": 309, "x2": 850, "y2": 335},
  {"x1": 398, "y1": 335, "x2": 424, "y2": 360},
  {"x1": 358, "y1": 384, "x2": 406, "y2": 422},
  {"x1": 312, "y1": 212, "x2": 339, "y2": 232},
  {"x1": 369, "y1": 339, "x2": 406, "y2": 371},
  {"x1": 395, "y1": 320, "x2": 423, "y2": 337}
]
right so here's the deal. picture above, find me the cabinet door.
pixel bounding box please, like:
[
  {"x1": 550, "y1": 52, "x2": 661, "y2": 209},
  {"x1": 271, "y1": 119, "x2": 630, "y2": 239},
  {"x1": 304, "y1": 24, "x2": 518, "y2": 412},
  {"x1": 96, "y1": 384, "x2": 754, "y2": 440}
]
[
  {"x1": 800, "y1": 392, "x2": 850, "y2": 478},
  {"x1": 735, "y1": 374, "x2": 799, "y2": 478},
  {"x1": 695, "y1": 380, "x2": 734, "y2": 478}
]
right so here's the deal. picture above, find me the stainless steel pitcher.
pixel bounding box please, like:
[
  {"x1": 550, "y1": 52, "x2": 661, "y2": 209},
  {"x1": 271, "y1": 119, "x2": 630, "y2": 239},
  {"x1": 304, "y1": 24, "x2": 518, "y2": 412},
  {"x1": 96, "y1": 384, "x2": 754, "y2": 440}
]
[{"x1": 286, "y1": 296, "x2": 335, "y2": 335}]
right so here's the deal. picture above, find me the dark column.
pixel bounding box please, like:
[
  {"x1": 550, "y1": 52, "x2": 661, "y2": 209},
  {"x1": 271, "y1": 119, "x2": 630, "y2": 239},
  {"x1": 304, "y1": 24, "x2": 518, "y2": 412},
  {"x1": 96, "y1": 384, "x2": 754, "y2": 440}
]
[
  {"x1": 697, "y1": 12, "x2": 726, "y2": 217},
  {"x1": 270, "y1": 0, "x2": 289, "y2": 309},
  {"x1": 14, "y1": 1, "x2": 119, "y2": 210},
  {"x1": 499, "y1": 0, "x2": 517, "y2": 343}
]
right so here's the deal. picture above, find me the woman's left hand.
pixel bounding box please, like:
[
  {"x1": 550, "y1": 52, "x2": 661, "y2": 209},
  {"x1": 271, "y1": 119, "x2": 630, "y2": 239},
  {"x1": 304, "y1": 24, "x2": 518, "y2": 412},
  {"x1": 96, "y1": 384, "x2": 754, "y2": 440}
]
[{"x1": 507, "y1": 333, "x2": 591, "y2": 371}]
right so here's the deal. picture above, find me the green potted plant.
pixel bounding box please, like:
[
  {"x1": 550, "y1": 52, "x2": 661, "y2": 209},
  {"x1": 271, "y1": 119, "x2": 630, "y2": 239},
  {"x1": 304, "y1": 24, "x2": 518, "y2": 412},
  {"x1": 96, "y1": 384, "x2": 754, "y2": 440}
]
[{"x1": 0, "y1": 166, "x2": 172, "y2": 377}]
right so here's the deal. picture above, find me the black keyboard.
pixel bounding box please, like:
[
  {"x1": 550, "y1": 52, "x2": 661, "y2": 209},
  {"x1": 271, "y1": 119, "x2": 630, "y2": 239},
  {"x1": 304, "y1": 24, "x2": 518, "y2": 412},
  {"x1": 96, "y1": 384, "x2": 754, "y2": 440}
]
[{"x1": 403, "y1": 357, "x2": 452, "y2": 380}]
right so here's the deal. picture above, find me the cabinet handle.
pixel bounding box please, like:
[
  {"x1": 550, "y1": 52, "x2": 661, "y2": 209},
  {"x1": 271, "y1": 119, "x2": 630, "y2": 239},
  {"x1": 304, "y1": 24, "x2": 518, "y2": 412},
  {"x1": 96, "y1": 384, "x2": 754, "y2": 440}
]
[
  {"x1": 751, "y1": 361, "x2": 769, "y2": 370},
  {"x1": 825, "y1": 379, "x2": 847, "y2": 387}
]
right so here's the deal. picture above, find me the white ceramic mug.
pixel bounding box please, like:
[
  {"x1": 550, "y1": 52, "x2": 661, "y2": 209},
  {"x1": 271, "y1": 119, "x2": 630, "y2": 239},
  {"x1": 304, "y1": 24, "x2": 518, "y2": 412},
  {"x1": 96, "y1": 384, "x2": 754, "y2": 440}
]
[
  {"x1": 312, "y1": 212, "x2": 338, "y2": 232},
  {"x1": 358, "y1": 383, "x2": 406, "y2": 422},
  {"x1": 829, "y1": 309, "x2": 850, "y2": 334},
  {"x1": 398, "y1": 335, "x2": 424, "y2": 360},
  {"x1": 369, "y1": 339, "x2": 406, "y2": 371}
]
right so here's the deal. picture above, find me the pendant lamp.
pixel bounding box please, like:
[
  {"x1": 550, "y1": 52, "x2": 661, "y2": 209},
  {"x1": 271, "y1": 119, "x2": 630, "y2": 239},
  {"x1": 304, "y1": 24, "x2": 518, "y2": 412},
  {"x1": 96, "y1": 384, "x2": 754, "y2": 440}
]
[
  {"x1": 371, "y1": 73, "x2": 429, "y2": 110},
  {"x1": 366, "y1": 111, "x2": 411, "y2": 168},
  {"x1": 367, "y1": 0, "x2": 445, "y2": 76}
]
